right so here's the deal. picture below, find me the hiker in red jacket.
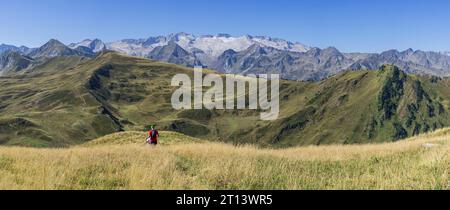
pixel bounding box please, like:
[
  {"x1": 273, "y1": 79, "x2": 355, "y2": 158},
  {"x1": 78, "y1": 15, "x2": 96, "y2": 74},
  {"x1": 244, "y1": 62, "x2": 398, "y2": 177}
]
[{"x1": 146, "y1": 125, "x2": 159, "y2": 145}]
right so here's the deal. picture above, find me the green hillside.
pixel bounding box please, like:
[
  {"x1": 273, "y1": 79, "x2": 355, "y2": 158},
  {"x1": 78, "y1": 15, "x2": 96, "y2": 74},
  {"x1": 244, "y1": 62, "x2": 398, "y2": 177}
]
[{"x1": 1, "y1": 52, "x2": 450, "y2": 147}]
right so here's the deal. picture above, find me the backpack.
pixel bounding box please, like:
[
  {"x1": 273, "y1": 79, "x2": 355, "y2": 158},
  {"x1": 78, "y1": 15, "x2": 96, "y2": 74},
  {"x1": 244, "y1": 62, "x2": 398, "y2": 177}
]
[{"x1": 150, "y1": 130, "x2": 157, "y2": 139}]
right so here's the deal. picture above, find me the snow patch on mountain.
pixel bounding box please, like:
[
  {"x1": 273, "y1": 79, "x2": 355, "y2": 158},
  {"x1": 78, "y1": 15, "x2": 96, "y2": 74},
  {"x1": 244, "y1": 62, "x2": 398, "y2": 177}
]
[
  {"x1": 102, "y1": 33, "x2": 310, "y2": 59},
  {"x1": 68, "y1": 39, "x2": 106, "y2": 53}
]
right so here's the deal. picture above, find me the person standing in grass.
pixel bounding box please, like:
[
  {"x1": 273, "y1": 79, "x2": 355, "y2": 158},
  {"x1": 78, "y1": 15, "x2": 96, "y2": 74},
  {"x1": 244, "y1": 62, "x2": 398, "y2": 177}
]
[{"x1": 146, "y1": 125, "x2": 159, "y2": 146}]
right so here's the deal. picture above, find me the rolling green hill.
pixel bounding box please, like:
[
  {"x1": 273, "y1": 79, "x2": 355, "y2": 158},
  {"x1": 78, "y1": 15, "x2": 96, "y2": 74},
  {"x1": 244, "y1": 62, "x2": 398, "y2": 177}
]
[{"x1": 1, "y1": 51, "x2": 450, "y2": 147}]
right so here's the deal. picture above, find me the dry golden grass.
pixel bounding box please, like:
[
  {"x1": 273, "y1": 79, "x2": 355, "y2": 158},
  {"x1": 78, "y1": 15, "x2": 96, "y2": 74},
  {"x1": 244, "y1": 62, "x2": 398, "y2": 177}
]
[
  {"x1": 84, "y1": 131, "x2": 205, "y2": 146},
  {"x1": 0, "y1": 130, "x2": 448, "y2": 190}
]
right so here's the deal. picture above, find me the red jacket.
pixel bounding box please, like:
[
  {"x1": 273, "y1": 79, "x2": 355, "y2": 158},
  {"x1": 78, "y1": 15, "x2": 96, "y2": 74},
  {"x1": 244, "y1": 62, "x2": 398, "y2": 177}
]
[{"x1": 148, "y1": 130, "x2": 159, "y2": 142}]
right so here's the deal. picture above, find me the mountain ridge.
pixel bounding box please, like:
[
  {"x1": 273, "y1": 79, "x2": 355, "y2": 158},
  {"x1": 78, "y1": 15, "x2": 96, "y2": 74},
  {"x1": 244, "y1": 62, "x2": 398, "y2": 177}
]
[
  {"x1": 61, "y1": 34, "x2": 450, "y2": 80},
  {"x1": 0, "y1": 39, "x2": 97, "y2": 75},
  {"x1": 2, "y1": 33, "x2": 450, "y2": 81},
  {"x1": 28, "y1": 39, "x2": 95, "y2": 58}
]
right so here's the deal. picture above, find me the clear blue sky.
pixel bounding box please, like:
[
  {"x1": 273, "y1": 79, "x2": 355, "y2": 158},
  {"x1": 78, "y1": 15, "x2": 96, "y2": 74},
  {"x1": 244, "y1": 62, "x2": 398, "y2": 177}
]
[{"x1": 1, "y1": 0, "x2": 449, "y2": 52}]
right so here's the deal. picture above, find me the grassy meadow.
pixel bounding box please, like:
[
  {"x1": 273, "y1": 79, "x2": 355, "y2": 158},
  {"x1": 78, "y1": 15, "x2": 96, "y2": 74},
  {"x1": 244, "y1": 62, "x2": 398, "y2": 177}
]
[{"x1": 0, "y1": 129, "x2": 448, "y2": 190}]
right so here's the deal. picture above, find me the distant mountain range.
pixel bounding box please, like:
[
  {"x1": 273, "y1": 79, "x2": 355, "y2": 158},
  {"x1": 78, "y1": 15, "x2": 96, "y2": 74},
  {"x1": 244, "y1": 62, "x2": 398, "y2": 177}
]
[
  {"x1": 1, "y1": 33, "x2": 450, "y2": 80},
  {"x1": 0, "y1": 39, "x2": 94, "y2": 76}
]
